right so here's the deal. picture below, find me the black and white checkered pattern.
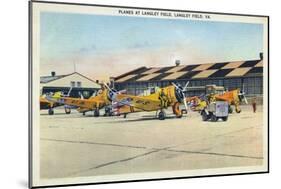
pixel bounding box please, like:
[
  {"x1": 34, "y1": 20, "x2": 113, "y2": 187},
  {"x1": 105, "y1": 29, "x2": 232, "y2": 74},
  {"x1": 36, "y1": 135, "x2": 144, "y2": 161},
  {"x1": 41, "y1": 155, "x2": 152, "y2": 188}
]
[{"x1": 114, "y1": 59, "x2": 263, "y2": 83}]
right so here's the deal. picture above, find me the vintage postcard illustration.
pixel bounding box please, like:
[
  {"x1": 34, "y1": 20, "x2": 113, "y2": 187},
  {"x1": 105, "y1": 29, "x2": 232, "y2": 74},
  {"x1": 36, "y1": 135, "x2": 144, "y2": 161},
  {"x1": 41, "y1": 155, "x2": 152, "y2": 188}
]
[{"x1": 29, "y1": 1, "x2": 269, "y2": 188}]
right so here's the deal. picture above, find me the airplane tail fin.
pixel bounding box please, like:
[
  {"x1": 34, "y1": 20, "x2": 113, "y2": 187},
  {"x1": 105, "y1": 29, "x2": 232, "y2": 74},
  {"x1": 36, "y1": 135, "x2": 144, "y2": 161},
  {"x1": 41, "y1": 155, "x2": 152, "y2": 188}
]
[
  {"x1": 238, "y1": 84, "x2": 248, "y2": 104},
  {"x1": 52, "y1": 92, "x2": 63, "y2": 99}
]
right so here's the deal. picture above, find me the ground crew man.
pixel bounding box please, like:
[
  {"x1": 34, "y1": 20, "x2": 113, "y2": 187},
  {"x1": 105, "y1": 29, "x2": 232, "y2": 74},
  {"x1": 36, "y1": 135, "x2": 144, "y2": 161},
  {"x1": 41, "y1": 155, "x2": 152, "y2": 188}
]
[
  {"x1": 252, "y1": 97, "x2": 257, "y2": 113},
  {"x1": 159, "y1": 88, "x2": 168, "y2": 108},
  {"x1": 208, "y1": 93, "x2": 216, "y2": 103}
]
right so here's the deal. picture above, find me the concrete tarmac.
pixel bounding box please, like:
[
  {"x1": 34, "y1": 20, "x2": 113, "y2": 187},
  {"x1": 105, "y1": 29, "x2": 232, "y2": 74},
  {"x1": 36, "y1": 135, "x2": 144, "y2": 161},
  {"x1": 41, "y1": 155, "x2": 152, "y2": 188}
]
[{"x1": 40, "y1": 105, "x2": 264, "y2": 179}]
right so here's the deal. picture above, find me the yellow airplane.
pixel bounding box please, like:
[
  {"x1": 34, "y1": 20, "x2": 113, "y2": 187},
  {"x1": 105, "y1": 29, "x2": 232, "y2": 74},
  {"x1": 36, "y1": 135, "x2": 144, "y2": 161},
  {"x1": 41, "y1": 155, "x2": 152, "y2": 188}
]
[
  {"x1": 186, "y1": 88, "x2": 248, "y2": 113},
  {"x1": 107, "y1": 82, "x2": 190, "y2": 120},
  {"x1": 40, "y1": 95, "x2": 60, "y2": 115},
  {"x1": 186, "y1": 96, "x2": 207, "y2": 112},
  {"x1": 40, "y1": 88, "x2": 73, "y2": 115},
  {"x1": 212, "y1": 88, "x2": 248, "y2": 113},
  {"x1": 46, "y1": 85, "x2": 125, "y2": 116}
]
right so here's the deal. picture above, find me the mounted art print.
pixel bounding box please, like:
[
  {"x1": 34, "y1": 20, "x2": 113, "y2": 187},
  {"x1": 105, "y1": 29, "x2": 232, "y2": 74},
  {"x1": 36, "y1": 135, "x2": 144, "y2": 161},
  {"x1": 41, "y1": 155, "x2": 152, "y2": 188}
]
[{"x1": 29, "y1": 1, "x2": 269, "y2": 188}]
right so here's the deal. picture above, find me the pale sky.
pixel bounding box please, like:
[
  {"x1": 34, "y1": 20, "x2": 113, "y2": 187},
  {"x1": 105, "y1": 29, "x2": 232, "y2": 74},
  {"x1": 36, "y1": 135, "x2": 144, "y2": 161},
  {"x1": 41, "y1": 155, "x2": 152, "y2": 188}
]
[{"x1": 40, "y1": 12, "x2": 263, "y2": 82}]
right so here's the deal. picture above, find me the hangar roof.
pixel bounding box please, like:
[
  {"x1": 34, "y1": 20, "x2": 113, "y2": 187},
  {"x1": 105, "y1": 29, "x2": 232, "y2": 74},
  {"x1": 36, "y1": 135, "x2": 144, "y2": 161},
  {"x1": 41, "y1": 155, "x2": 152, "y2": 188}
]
[
  {"x1": 114, "y1": 59, "x2": 263, "y2": 83},
  {"x1": 40, "y1": 74, "x2": 67, "y2": 83},
  {"x1": 40, "y1": 72, "x2": 96, "y2": 84}
]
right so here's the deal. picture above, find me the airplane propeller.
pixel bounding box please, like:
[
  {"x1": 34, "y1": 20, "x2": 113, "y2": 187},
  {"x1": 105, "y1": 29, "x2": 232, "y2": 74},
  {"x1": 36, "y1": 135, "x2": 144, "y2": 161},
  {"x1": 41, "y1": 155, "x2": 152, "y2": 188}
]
[
  {"x1": 45, "y1": 87, "x2": 73, "y2": 105},
  {"x1": 183, "y1": 81, "x2": 190, "y2": 91},
  {"x1": 172, "y1": 81, "x2": 189, "y2": 111},
  {"x1": 238, "y1": 84, "x2": 248, "y2": 104},
  {"x1": 103, "y1": 82, "x2": 126, "y2": 101},
  {"x1": 66, "y1": 87, "x2": 73, "y2": 97},
  {"x1": 78, "y1": 91, "x2": 84, "y2": 99}
]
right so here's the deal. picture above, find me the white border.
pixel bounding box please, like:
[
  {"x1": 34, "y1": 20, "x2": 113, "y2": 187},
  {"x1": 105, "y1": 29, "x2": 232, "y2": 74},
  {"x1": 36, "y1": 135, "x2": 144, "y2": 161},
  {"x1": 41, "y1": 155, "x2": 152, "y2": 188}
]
[{"x1": 31, "y1": 1, "x2": 269, "y2": 187}]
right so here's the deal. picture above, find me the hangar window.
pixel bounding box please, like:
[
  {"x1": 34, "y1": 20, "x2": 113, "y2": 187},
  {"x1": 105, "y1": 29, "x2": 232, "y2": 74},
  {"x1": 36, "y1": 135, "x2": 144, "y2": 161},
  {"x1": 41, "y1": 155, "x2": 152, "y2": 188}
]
[
  {"x1": 195, "y1": 80, "x2": 201, "y2": 86},
  {"x1": 223, "y1": 78, "x2": 242, "y2": 91},
  {"x1": 243, "y1": 77, "x2": 263, "y2": 95},
  {"x1": 77, "y1": 81, "x2": 82, "y2": 87},
  {"x1": 70, "y1": 81, "x2": 75, "y2": 87}
]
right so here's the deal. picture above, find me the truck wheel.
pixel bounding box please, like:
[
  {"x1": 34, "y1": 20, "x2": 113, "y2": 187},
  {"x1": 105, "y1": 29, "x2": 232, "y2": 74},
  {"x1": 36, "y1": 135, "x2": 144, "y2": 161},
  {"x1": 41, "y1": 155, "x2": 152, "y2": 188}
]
[
  {"x1": 222, "y1": 116, "x2": 228, "y2": 121},
  {"x1": 48, "y1": 108, "x2": 54, "y2": 115},
  {"x1": 228, "y1": 106, "x2": 233, "y2": 113},
  {"x1": 211, "y1": 115, "x2": 217, "y2": 122},
  {"x1": 201, "y1": 111, "x2": 208, "y2": 121}
]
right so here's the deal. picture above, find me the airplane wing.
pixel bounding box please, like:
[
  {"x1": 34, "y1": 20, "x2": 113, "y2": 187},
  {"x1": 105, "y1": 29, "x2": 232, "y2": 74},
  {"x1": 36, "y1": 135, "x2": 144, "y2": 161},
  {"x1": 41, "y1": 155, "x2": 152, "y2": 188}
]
[
  {"x1": 46, "y1": 96, "x2": 103, "y2": 110},
  {"x1": 115, "y1": 94, "x2": 161, "y2": 111},
  {"x1": 40, "y1": 96, "x2": 61, "y2": 109}
]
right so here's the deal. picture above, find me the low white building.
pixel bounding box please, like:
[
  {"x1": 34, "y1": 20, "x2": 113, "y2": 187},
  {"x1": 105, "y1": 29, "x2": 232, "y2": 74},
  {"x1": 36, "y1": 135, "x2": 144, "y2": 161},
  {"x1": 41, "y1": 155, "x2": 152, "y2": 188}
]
[{"x1": 40, "y1": 72, "x2": 101, "y2": 98}]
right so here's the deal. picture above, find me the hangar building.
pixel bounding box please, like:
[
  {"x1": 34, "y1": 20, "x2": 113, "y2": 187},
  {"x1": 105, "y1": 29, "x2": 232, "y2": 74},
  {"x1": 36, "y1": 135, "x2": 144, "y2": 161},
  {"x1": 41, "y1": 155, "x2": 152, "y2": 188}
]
[
  {"x1": 40, "y1": 71, "x2": 101, "y2": 98},
  {"x1": 112, "y1": 54, "x2": 264, "y2": 97}
]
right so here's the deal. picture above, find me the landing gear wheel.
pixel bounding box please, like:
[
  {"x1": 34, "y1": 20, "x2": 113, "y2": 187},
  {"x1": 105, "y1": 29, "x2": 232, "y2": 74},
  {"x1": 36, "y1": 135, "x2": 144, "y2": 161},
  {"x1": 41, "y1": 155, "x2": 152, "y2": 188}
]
[
  {"x1": 172, "y1": 102, "x2": 183, "y2": 118},
  {"x1": 123, "y1": 114, "x2": 127, "y2": 118},
  {"x1": 181, "y1": 109, "x2": 187, "y2": 115},
  {"x1": 236, "y1": 109, "x2": 241, "y2": 113},
  {"x1": 222, "y1": 116, "x2": 228, "y2": 121},
  {"x1": 82, "y1": 112, "x2": 86, "y2": 116},
  {"x1": 158, "y1": 111, "x2": 166, "y2": 120},
  {"x1": 211, "y1": 114, "x2": 218, "y2": 122},
  {"x1": 48, "y1": 108, "x2": 54, "y2": 115},
  {"x1": 176, "y1": 114, "x2": 182, "y2": 118},
  {"x1": 94, "y1": 109, "x2": 100, "y2": 117},
  {"x1": 65, "y1": 107, "x2": 71, "y2": 114},
  {"x1": 201, "y1": 111, "x2": 208, "y2": 121},
  {"x1": 104, "y1": 107, "x2": 111, "y2": 116}
]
